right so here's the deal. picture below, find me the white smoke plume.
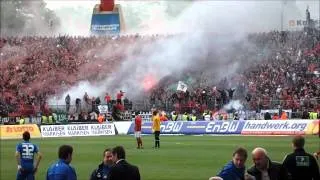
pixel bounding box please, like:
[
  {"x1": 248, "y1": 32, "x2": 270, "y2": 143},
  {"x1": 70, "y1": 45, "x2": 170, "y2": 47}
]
[
  {"x1": 49, "y1": 1, "x2": 320, "y2": 105},
  {"x1": 1, "y1": 0, "x2": 59, "y2": 36},
  {"x1": 45, "y1": 1, "x2": 320, "y2": 35},
  {"x1": 223, "y1": 100, "x2": 244, "y2": 111}
]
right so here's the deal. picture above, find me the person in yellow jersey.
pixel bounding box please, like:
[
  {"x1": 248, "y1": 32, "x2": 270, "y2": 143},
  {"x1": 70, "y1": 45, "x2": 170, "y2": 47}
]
[{"x1": 152, "y1": 110, "x2": 161, "y2": 149}]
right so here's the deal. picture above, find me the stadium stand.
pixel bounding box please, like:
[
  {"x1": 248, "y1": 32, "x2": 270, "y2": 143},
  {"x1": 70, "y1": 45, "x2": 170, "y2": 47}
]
[{"x1": 0, "y1": 30, "x2": 319, "y2": 122}]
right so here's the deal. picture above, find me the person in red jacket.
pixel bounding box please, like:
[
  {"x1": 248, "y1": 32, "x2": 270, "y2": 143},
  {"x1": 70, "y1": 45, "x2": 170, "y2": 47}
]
[
  {"x1": 272, "y1": 113, "x2": 279, "y2": 120},
  {"x1": 134, "y1": 112, "x2": 143, "y2": 149},
  {"x1": 116, "y1": 90, "x2": 124, "y2": 104},
  {"x1": 105, "y1": 93, "x2": 112, "y2": 111},
  {"x1": 160, "y1": 112, "x2": 168, "y2": 122},
  {"x1": 105, "y1": 93, "x2": 111, "y2": 104}
]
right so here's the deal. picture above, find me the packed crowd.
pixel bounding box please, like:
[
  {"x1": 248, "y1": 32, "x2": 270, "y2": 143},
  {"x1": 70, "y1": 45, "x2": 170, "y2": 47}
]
[
  {"x1": 0, "y1": 35, "x2": 165, "y2": 116},
  {"x1": 0, "y1": 30, "x2": 319, "y2": 119},
  {"x1": 149, "y1": 30, "x2": 320, "y2": 117},
  {"x1": 62, "y1": 91, "x2": 133, "y2": 121}
]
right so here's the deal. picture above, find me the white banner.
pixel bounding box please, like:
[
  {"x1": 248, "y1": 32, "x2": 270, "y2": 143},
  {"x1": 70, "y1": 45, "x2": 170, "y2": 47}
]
[
  {"x1": 241, "y1": 120, "x2": 318, "y2": 135},
  {"x1": 260, "y1": 109, "x2": 292, "y2": 114},
  {"x1": 41, "y1": 124, "x2": 115, "y2": 137},
  {"x1": 98, "y1": 105, "x2": 108, "y2": 114},
  {"x1": 177, "y1": 81, "x2": 187, "y2": 92},
  {"x1": 113, "y1": 122, "x2": 132, "y2": 135}
]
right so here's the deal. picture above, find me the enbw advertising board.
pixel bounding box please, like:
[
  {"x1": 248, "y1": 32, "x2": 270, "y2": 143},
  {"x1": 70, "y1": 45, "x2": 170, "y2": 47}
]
[{"x1": 127, "y1": 121, "x2": 244, "y2": 135}]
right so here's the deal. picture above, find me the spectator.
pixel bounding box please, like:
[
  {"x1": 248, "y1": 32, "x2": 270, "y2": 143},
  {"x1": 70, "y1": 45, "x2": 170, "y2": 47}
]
[
  {"x1": 0, "y1": 31, "x2": 319, "y2": 118},
  {"x1": 272, "y1": 113, "x2": 279, "y2": 120},
  {"x1": 104, "y1": 93, "x2": 111, "y2": 104},
  {"x1": 264, "y1": 111, "x2": 272, "y2": 120},
  {"x1": 212, "y1": 147, "x2": 248, "y2": 180},
  {"x1": 97, "y1": 114, "x2": 105, "y2": 124},
  {"x1": 282, "y1": 135, "x2": 320, "y2": 180},
  {"x1": 233, "y1": 113, "x2": 240, "y2": 120},
  {"x1": 116, "y1": 90, "x2": 124, "y2": 105},
  {"x1": 65, "y1": 94, "x2": 70, "y2": 113},
  {"x1": 280, "y1": 111, "x2": 288, "y2": 120},
  {"x1": 160, "y1": 112, "x2": 168, "y2": 121},
  {"x1": 107, "y1": 146, "x2": 140, "y2": 180},
  {"x1": 247, "y1": 147, "x2": 288, "y2": 180},
  {"x1": 105, "y1": 93, "x2": 112, "y2": 111},
  {"x1": 75, "y1": 98, "x2": 81, "y2": 114},
  {"x1": 228, "y1": 88, "x2": 235, "y2": 100}
]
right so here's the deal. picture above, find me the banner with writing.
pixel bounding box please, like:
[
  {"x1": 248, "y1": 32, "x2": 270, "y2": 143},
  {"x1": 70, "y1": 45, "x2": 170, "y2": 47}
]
[
  {"x1": 127, "y1": 121, "x2": 245, "y2": 135},
  {"x1": 125, "y1": 120, "x2": 319, "y2": 135},
  {"x1": 41, "y1": 123, "x2": 115, "y2": 137},
  {"x1": 91, "y1": 13, "x2": 120, "y2": 35},
  {"x1": 241, "y1": 120, "x2": 319, "y2": 135},
  {"x1": 0, "y1": 124, "x2": 41, "y2": 139}
]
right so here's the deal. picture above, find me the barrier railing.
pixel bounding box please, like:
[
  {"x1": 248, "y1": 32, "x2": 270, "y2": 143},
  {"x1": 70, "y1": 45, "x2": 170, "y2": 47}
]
[
  {"x1": 2, "y1": 97, "x2": 319, "y2": 115},
  {"x1": 0, "y1": 120, "x2": 317, "y2": 139},
  {"x1": 1, "y1": 98, "x2": 319, "y2": 124}
]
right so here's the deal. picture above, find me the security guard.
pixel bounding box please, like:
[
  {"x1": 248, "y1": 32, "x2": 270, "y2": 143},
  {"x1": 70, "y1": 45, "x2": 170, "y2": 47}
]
[
  {"x1": 190, "y1": 114, "x2": 197, "y2": 121},
  {"x1": 171, "y1": 111, "x2": 178, "y2": 121},
  {"x1": 282, "y1": 135, "x2": 320, "y2": 180},
  {"x1": 90, "y1": 148, "x2": 113, "y2": 180},
  {"x1": 19, "y1": 117, "x2": 25, "y2": 125},
  {"x1": 48, "y1": 114, "x2": 53, "y2": 124},
  {"x1": 42, "y1": 115, "x2": 48, "y2": 124},
  {"x1": 309, "y1": 111, "x2": 318, "y2": 119},
  {"x1": 182, "y1": 112, "x2": 189, "y2": 121}
]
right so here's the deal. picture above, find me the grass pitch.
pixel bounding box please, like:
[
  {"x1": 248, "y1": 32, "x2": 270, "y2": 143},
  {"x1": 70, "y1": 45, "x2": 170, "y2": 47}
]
[{"x1": 1, "y1": 135, "x2": 319, "y2": 180}]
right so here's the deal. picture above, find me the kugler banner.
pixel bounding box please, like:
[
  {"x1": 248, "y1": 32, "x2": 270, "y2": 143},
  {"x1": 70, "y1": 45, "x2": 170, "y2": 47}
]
[
  {"x1": 127, "y1": 121, "x2": 245, "y2": 135},
  {"x1": 40, "y1": 123, "x2": 115, "y2": 138}
]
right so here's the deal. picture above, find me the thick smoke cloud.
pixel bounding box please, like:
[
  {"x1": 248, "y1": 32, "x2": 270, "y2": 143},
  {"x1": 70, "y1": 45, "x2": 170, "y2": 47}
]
[
  {"x1": 49, "y1": 1, "x2": 320, "y2": 105},
  {"x1": 0, "y1": 0, "x2": 60, "y2": 36}
]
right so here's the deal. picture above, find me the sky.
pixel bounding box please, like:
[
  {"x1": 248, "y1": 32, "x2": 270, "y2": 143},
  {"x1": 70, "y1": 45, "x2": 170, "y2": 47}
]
[
  {"x1": 45, "y1": 0, "x2": 97, "y2": 10},
  {"x1": 44, "y1": 0, "x2": 319, "y2": 16},
  {"x1": 44, "y1": 0, "x2": 320, "y2": 34}
]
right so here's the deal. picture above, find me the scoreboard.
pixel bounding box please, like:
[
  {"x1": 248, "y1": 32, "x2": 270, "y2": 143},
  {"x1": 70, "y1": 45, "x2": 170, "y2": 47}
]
[{"x1": 90, "y1": 1, "x2": 125, "y2": 35}]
